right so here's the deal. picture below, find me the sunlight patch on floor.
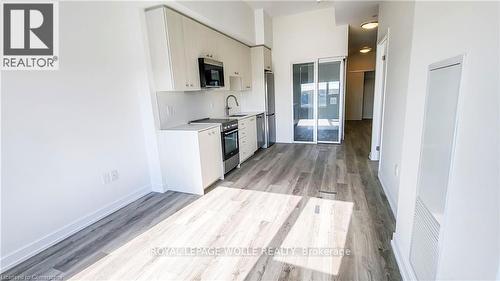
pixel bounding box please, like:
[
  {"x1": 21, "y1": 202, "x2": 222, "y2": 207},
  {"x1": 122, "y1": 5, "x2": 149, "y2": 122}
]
[
  {"x1": 274, "y1": 197, "x2": 354, "y2": 276},
  {"x1": 69, "y1": 186, "x2": 302, "y2": 280}
]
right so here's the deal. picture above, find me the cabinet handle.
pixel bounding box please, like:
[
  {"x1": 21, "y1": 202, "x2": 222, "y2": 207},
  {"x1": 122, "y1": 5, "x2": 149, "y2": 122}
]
[
  {"x1": 246, "y1": 86, "x2": 251, "y2": 88},
  {"x1": 190, "y1": 84, "x2": 194, "y2": 87}
]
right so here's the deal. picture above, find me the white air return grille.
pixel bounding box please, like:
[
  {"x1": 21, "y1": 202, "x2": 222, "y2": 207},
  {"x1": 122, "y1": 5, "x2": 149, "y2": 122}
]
[
  {"x1": 410, "y1": 197, "x2": 440, "y2": 281},
  {"x1": 409, "y1": 57, "x2": 463, "y2": 281}
]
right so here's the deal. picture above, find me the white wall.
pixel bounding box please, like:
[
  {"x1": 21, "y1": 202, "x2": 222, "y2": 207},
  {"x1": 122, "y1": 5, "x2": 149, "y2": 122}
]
[
  {"x1": 346, "y1": 52, "x2": 375, "y2": 121},
  {"x1": 376, "y1": 1, "x2": 415, "y2": 214},
  {"x1": 346, "y1": 72, "x2": 364, "y2": 120},
  {"x1": 167, "y1": 1, "x2": 255, "y2": 46},
  {"x1": 254, "y1": 9, "x2": 273, "y2": 48},
  {"x1": 393, "y1": 2, "x2": 500, "y2": 280},
  {"x1": 272, "y1": 8, "x2": 348, "y2": 142},
  {"x1": 347, "y1": 51, "x2": 375, "y2": 72},
  {"x1": 362, "y1": 71, "x2": 375, "y2": 119},
  {"x1": 1, "y1": 2, "x2": 154, "y2": 270}
]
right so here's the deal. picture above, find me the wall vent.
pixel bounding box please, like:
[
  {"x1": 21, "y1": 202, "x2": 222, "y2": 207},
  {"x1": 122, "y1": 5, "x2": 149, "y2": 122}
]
[{"x1": 410, "y1": 197, "x2": 440, "y2": 281}]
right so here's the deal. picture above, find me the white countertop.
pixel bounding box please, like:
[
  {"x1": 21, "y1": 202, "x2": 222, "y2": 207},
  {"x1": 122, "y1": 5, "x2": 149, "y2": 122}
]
[{"x1": 162, "y1": 123, "x2": 220, "y2": 132}]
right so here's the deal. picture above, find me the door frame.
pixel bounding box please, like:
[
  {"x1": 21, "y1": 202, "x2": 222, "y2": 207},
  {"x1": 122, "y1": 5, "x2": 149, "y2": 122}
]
[
  {"x1": 317, "y1": 57, "x2": 345, "y2": 144},
  {"x1": 370, "y1": 32, "x2": 389, "y2": 161},
  {"x1": 290, "y1": 57, "x2": 346, "y2": 144},
  {"x1": 290, "y1": 59, "x2": 317, "y2": 144}
]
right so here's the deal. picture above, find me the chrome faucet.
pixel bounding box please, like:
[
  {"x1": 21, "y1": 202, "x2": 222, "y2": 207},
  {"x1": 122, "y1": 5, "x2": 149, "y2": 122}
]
[{"x1": 225, "y1": 95, "x2": 239, "y2": 116}]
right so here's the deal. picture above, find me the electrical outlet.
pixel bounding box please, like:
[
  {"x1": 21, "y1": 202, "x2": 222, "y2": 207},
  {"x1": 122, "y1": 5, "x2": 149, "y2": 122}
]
[
  {"x1": 102, "y1": 172, "x2": 111, "y2": 184},
  {"x1": 110, "y1": 170, "x2": 119, "y2": 181}
]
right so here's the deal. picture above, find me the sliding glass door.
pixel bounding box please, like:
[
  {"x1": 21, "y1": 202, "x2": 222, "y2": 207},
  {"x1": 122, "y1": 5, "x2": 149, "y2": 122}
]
[
  {"x1": 292, "y1": 58, "x2": 344, "y2": 144},
  {"x1": 318, "y1": 59, "x2": 343, "y2": 143},
  {"x1": 292, "y1": 62, "x2": 315, "y2": 142}
]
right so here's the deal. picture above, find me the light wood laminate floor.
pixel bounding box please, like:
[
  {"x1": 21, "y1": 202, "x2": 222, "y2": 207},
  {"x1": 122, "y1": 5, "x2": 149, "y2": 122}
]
[{"x1": 2, "y1": 120, "x2": 401, "y2": 281}]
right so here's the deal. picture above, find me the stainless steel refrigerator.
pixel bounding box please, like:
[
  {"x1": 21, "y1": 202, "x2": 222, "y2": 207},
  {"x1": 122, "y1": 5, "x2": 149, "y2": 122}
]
[{"x1": 264, "y1": 71, "x2": 276, "y2": 148}]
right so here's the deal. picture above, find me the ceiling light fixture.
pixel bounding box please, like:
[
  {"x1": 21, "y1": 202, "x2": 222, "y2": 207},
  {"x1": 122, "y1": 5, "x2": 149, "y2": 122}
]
[
  {"x1": 359, "y1": 47, "x2": 372, "y2": 53},
  {"x1": 361, "y1": 21, "x2": 378, "y2": 29}
]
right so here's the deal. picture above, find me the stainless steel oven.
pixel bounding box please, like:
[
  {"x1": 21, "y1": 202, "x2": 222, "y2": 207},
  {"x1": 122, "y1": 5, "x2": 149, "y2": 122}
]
[{"x1": 222, "y1": 128, "x2": 239, "y2": 160}]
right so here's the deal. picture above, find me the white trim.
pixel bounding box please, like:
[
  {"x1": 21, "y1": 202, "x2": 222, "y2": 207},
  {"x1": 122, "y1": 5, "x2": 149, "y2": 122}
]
[
  {"x1": 378, "y1": 170, "x2": 397, "y2": 216},
  {"x1": 370, "y1": 31, "x2": 390, "y2": 162},
  {"x1": 392, "y1": 238, "x2": 417, "y2": 281},
  {"x1": 0, "y1": 186, "x2": 152, "y2": 272}
]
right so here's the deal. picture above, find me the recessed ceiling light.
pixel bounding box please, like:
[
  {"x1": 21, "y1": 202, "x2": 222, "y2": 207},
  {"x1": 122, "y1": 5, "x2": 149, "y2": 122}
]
[
  {"x1": 361, "y1": 21, "x2": 378, "y2": 29},
  {"x1": 360, "y1": 47, "x2": 372, "y2": 53}
]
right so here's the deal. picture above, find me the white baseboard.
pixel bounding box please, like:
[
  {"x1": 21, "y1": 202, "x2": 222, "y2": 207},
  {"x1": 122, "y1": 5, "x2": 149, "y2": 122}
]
[
  {"x1": 391, "y1": 239, "x2": 417, "y2": 281},
  {"x1": 369, "y1": 151, "x2": 380, "y2": 161},
  {"x1": 378, "y1": 172, "x2": 398, "y2": 216},
  {"x1": 0, "y1": 186, "x2": 151, "y2": 273}
]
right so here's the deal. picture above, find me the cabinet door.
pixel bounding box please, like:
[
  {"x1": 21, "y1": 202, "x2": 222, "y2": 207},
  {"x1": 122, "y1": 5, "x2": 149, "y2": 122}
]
[
  {"x1": 198, "y1": 129, "x2": 212, "y2": 188},
  {"x1": 165, "y1": 9, "x2": 189, "y2": 91},
  {"x1": 216, "y1": 35, "x2": 236, "y2": 91},
  {"x1": 145, "y1": 8, "x2": 188, "y2": 91},
  {"x1": 247, "y1": 116, "x2": 258, "y2": 153},
  {"x1": 240, "y1": 45, "x2": 252, "y2": 90},
  {"x1": 182, "y1": 17, "x2": 204, "y2": 90},
  {"x1": 199, "y1": 127, "x2": 222, "y2": 188},
  {"x1": 263, "y1": 47, "x2": 272, "y2": 71},
  {"x1": 201, "y1": 27, "x2": 219, "y2": 60}
]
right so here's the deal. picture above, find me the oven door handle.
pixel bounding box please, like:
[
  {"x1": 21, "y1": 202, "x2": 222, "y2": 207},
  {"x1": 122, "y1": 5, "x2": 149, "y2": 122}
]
[{"x1": 223, "y1": 129, "x2": 239, "y2": 135}]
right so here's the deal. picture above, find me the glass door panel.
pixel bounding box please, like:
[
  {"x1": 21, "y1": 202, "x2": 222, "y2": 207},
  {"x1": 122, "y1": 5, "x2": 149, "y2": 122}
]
[
  {"x1": 292, "y1": 63, "x2": 315, "y2": 142},
  {"x1": 317, "y1": 60, "x2": 342, "y2": 143}
]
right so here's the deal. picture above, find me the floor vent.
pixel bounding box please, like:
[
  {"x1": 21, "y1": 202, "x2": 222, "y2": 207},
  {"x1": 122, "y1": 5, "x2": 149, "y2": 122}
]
[{"x1": 410, "y1": 197, "x2": 440, "y2": 281}]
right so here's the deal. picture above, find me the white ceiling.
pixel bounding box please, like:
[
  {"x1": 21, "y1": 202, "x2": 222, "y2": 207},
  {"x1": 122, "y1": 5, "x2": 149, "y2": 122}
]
[
  {"x1": 245, "y1": 1, "x2": 335, "y2": 18},
  {"x1": 245, "y1": 1, "x2": 378, "y2": 24},
  {"x1": 244, "y1": 0, "x2": 379, "y2": 54},
  {"x1": 333, "y1": 1, "x2": 379, "y2": 26},
  {"x1": 336, "y1": 1, "x2": 379, "y2": 55}
]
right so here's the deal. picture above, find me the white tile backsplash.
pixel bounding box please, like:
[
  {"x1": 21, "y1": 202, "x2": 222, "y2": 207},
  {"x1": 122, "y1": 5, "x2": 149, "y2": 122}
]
[{"x1": 156, "y1": 90, "x2": 242, "y2": 129}]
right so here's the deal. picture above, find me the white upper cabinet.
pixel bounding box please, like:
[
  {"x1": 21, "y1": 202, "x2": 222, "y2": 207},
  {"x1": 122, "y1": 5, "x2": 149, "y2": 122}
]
[
  {"x1": 145, "y1": 6, "x2": 252, "y2": 92},
  {"x1": 239, "y1": 44, "x2": 252, "y2": 90},
  {"x1": 181, "y1": 17, "x2": 205, "y2": 90},
  {"x1": 225, "y1": 38, "x2": 252, "y2": 91},
  {"x1": 145, "y1": 8, "x2": 189, "y2": 92},
  {"x1": 263, "y1": 47, "x2": 272, "y2": 71}
]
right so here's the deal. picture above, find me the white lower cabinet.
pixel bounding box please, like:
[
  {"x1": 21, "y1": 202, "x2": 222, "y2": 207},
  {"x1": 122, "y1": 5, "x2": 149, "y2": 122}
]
[
  {"x1": 158, "y1": 126, "x2": 223, "y2": 195},
  {"x1": 238, "y1": 116, "x2": 258, "y2": 163}
]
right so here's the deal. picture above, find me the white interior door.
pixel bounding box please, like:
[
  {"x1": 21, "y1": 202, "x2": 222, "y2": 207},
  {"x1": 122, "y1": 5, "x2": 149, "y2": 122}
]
[{"x1": 370, "y1": 36, "x2": 388, "y2": 160}]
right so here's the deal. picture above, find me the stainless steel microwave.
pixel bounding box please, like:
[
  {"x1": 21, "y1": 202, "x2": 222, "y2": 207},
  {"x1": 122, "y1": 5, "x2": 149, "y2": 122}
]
[{"x1": 198, "y1": 58, "x2": 224, "y2": 88}]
